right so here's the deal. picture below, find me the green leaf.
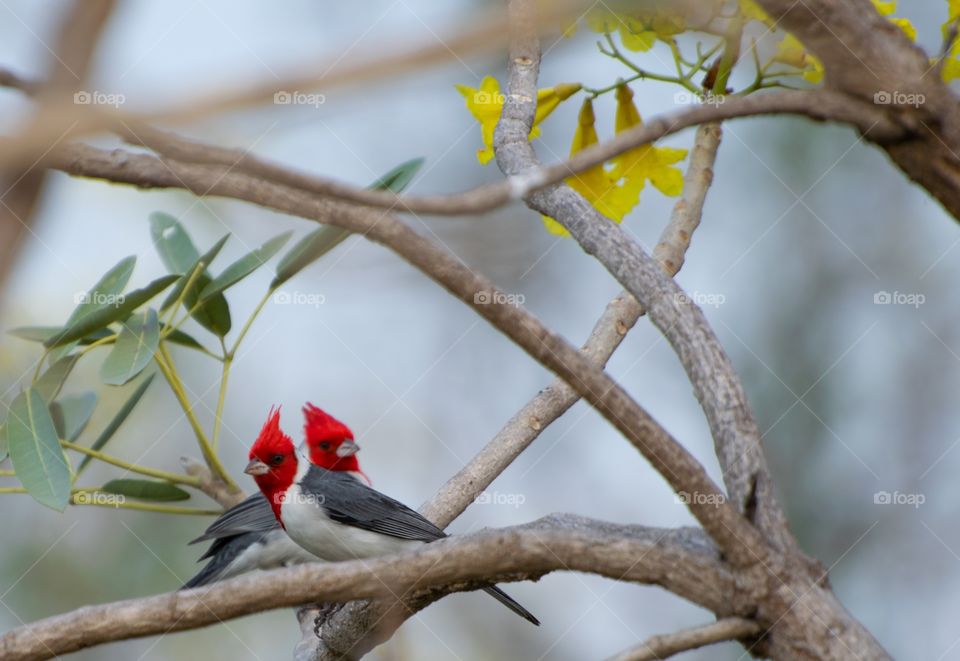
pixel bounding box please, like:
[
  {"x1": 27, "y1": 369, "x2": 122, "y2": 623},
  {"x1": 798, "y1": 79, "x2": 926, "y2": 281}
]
[
  {"x1": 101, "y1": 479, "x2": 190, "y2": 502},
  {"x1": 271, "y1": 227, "x2": 351, "y2": 288},
  {"x1": 49, "y1": 256, "x2": 136, "y2": 362},
  {"x1": 271, "y1": 158, "x2": 423, "y2": 288},
  {"x1": 10, "y1": 326, "x2": 112, "y2": 345},
  {"x1": 100, "y1": 309, "x2": 160, "y2": 386},
  {"x1": 78, "y1": 374, "x2": 154, "y2": 472},
  {"x1": 162, "y1": 327, "x2": 206, "y2": 352},
  {"x1": 368, "y1": 157, "x2": 425, "y2": 192},
  {"x1": 160, "y1": 234, "x2": 230, "y2": 311},
  {"x1": 44, "y1": 275, "x2": 179, "y2": 348},
  {"x1": 34, "y1": 355, "x2": 80, "y2": 402},
  {"x1": 200, "y1": 232, "x2": 292, "y2": 301},
  {"x1": 150, "y1": 212, "x2": 200, "y2": 273},
  {"x1": 50, "y1": 392, "x2": 97, "y2": 442},
  {"x1": 7, "y1": 388, "x2": 71, "y2": 511}
]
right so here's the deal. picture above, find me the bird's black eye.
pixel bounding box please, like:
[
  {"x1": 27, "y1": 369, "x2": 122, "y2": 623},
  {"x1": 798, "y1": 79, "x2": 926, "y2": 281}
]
[
  {"x1": 271, "y1": 453, "x2": 284, "y2": 465},
  {"x1": 319, "y1": 441, "x2": 331, "y2": 450}
]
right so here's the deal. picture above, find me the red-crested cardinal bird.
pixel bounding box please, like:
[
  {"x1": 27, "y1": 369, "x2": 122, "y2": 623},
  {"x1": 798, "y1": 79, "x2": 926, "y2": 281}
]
[
  {"x1": 243, "y1": 407, "x2": 539, "y2": 625},
  {"x1": 183, "y1": 404, "x2": 369, "y2": 588}
]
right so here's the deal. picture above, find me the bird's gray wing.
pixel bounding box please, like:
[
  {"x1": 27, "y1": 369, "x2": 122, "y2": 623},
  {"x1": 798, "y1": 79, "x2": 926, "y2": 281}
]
[
  {"x1": 301, "y1": 467, "x2": 446, "y2": 542},
  {"x1": 189, "y1": 492, "x2": 280, "y2": 544}
]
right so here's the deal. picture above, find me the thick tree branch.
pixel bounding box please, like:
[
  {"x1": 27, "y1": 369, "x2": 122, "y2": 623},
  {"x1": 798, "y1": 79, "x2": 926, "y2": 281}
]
[
  {"x1": 604, "y1": 617, "x2": 762, "y2": 661},
  {"x1": 0, "y1": 516, "x2": 730, "y2": 661}
]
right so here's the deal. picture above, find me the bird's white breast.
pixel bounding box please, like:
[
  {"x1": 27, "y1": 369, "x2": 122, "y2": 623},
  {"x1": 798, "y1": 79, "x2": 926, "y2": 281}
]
[{"x1": 280, "y1": 481, "x2": 421, "y2": 562}]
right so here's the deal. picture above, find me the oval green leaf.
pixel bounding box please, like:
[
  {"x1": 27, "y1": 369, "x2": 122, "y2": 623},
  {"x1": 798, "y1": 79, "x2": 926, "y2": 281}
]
[
  {"x1": 101, "y1": 479, "x2": 190, "y2": 502},
  {"x1": 100, "y1": 309, "x2": 160, "y2": 386},
  {"x1": 50, "y1": 392, "x2": 97, "y2": 442},
  {"x1": 200, "y1": 232, "x2": 292, "y2": 301},
  {"x1": 34, "y1": 355, "x2": 80, "y2": 403},
  {"x1": 10, "y1": 326, "x2": 113, "y2": 345},
  {"x1": 8, "y1": 388, "x2": 71, "y2": 511},
  {"x1": 44, "y1": 275, "x2": 179, "y2": 348},
  {"x1": 270, "y1": 158, "x2": 423, "y2": 288},
  {"x1": 150, "y1": 213, "x2": 200, "y2": 273},
  {"x1": 78, "y1": 374, "x2": 154, "y2": 472}
]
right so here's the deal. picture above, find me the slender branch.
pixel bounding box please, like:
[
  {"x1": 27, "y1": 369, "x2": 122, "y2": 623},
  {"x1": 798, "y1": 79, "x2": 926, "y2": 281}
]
[
  {"x1": 0, "y1": 516, "x2": 731, "y2": 661},
  {"x1": 60, "y1": 441, "x2": 201, "y2": 486},
  {"x1": 69, "y1": 489, "x2": 221, "y2": 515},
  {"x1": 180, "y1": 456, "x2": 246, "y2": 508},
  {"x1": 603, "y1": 617, "x2": 761, "y2": 661},
  {"x1": 113, "y1": 91, "x2": 896, "y2": 218},
  {"x1": 494, "y1": 0, "x2": 792, "y2": 555}
]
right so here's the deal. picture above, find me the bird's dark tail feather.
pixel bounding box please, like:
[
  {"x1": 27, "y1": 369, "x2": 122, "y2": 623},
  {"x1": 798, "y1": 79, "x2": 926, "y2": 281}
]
[
  {"x1": 482, "y1": 586, "x2": 540, "y2": 625},
  {"x1": 181, "y1": 561, "x2": 223, "y2": 590}
]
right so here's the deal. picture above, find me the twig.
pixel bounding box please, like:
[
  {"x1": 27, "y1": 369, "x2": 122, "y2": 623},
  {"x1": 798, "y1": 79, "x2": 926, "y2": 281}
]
[{"x1": 603, "y1": 617, "x2": 761, "y2": 661}]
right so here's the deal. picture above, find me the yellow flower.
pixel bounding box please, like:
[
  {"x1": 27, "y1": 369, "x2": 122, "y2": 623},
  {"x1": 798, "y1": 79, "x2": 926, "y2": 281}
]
[
  {"x1": 773, "y1": 33, "x2": 824, "y2": 84},
  {"x1": 872, "y1": 0, "x2": 916, "y2": 41},
  {"x1": 942, "y1": 2, "x2": 960, "y2": 81},
  {"x1": 609, "y1": 84, "x2": 687, "y2": 210},
  {"x1": 456, "y1": 76, "x2": 580, "y2": 165},
  {"x1": 739, "y1": 0, "x2": 773, "y2": 24},
  {"x1": 541, "y1": 99, "x2": 630, "y2": 236},
  {"x1": 585, "y1": 9, "x2": 684, "y2": 51}
]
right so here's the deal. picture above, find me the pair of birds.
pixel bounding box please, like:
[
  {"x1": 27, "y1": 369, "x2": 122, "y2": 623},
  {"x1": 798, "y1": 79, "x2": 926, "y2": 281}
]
[{"x1": 184, "y1": 404, "x2": 539, "y2": 626}]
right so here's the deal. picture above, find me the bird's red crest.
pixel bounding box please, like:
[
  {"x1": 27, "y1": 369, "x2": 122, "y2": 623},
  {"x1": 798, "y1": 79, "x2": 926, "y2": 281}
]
[
  {"x1": 249, "y1": 406, "x2": 292, "y2": 460},
  {"x1": 302, "y1": 403, "x2": 353, "y2": 443}
]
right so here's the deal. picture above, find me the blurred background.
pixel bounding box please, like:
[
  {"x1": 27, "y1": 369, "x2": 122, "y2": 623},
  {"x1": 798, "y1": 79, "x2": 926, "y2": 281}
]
[{"x1": 0, "y1": 1, "x2": 957, "y2": 659}]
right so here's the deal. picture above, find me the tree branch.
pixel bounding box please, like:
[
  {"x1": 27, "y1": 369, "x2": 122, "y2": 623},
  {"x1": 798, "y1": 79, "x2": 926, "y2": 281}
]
[
  {"x1": 0, "y1": 515, "x2": 730, "y2": 661},
  {"x1": 603, "y1": 617, "x2": 762, "y2": 661}
]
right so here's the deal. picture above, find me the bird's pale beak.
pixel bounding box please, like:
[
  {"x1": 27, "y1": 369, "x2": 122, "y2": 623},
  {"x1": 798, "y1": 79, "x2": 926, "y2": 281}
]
[
  {"x1": 244, "y1": 458, "x2": 270, "y2": 476},
  {"x1": 336, "y1": 440, "x2": 359, "y2": 457}
]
